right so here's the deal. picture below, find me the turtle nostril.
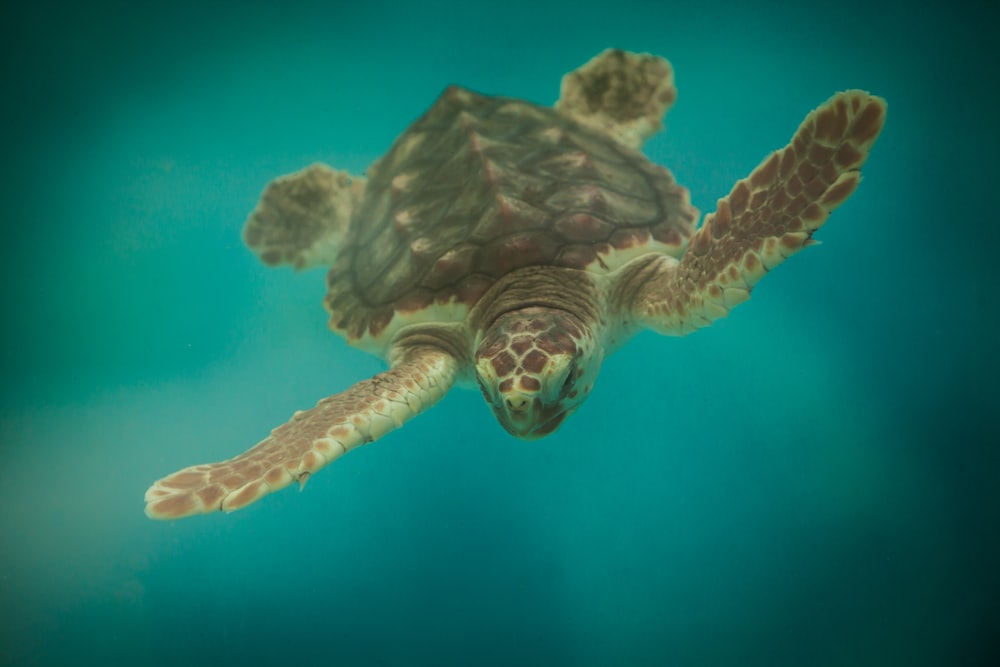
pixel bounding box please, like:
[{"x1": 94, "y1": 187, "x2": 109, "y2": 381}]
[{"x1": 505, "y1": 394, "x2": 531, "y2": 411}]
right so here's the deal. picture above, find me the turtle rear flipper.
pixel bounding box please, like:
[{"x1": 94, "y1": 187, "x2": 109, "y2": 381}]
[
  {"x1": 243, "y1": 163, "x2": 365, "y2": 270},
  {"x1": 144, "y1": 344, "x2": 457, "y2": 519},
  {"x1": 556, "y1": 49, "x2": 676, "y2": 149},
  {"x1": 630, "y1": 90, "x2": 887, "y2": 335}
]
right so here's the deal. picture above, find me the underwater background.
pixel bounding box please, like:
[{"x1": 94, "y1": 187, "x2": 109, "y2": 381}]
[{"x1": 2, "y1": 0, "x2": 997, "y2": 665}]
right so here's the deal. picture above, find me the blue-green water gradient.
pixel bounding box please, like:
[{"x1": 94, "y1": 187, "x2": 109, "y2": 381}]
[{"x1": 1, "y1": 1, "x2": 997, "y2": 665}]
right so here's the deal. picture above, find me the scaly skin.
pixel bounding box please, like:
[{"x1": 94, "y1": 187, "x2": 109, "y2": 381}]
[
  {"x1": 144, "y1": 344, "x2": 457, "y2": 519},
  {"x1": 144, "y1": 52, "x2": 885, "y2": 520},
  {"x1": 629, "y1": 90, "x2": 886, "y2": 335},
  {"x1": 474, "y1": 306, "x2": 603, "y2": 439}
]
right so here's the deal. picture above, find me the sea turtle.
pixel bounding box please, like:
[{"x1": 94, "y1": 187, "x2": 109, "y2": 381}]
[{"x1": 145, "y1": 49, "x2": 885, "y2": 519}]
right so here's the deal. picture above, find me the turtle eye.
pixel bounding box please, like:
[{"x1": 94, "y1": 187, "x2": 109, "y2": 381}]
[
  {"x1": 476, "y1": 376, "x2": 491, "y2": 399},
  {"x1": 560, "y1": 363, "x2": 577, "y2": 395}
]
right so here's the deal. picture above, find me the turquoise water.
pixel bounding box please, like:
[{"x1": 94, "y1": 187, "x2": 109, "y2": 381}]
[{"x1": 2, "y1": 1, "x2": 997, "y2": 665}]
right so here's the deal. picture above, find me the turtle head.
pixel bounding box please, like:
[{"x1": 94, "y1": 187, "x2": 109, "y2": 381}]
[{"x1": 475, "y1": 307, "x2": 603, "y2": 440}]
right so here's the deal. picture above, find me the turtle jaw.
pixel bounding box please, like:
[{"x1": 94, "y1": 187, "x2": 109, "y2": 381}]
[{"x1": 494, "y1": 396, "x2": 574, "y2": 440}]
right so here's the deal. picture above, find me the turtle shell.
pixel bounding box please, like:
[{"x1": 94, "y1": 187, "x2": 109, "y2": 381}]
[{"x1": 325, "y1": 85, "x2": 698, "y2": 352}]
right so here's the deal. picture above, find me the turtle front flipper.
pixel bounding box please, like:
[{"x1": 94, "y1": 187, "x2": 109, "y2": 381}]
[
  {"x1": 242, "y1": 163, "x2": 365, "y2": 270},
  {"x1": 629, "y1": 90, "x2": 886, "y2": 336},
  {"x1": 144, "y1": 344, "x2": 457, "y2": 519}
]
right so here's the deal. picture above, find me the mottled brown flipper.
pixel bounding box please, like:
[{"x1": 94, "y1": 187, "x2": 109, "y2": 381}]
[
  {"x1": 144, "y1": 346, "x2": 457, "y2": 519},
  {"x1": 556, "y1": 48, "x2": 677, "y2": 149},
  {"x1": 243, "y1": 163, "x2": 365, "y2": 270},
  {"x1": 631, "y1": 90, "x2": 887, "y2": 335}
]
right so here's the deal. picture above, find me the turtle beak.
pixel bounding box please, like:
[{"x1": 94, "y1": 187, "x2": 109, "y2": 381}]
[{"x1": 497, "y1": 391, "x2": 571, "y2": 440}]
